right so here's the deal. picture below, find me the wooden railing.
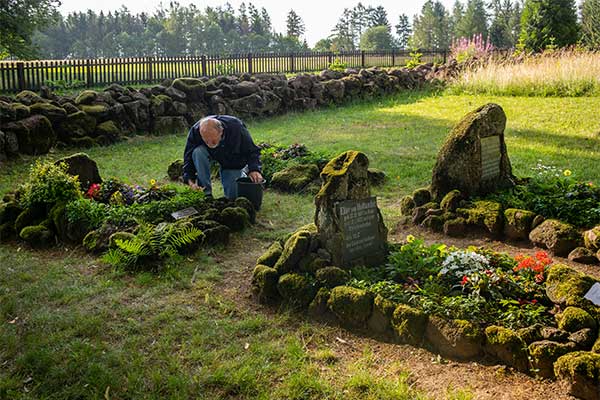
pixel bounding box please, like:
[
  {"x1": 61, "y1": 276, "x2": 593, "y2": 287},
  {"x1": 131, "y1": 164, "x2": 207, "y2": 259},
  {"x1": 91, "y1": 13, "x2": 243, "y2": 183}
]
[{"x1": 0, "y1": 49, "x2": 448, "y2": 93}]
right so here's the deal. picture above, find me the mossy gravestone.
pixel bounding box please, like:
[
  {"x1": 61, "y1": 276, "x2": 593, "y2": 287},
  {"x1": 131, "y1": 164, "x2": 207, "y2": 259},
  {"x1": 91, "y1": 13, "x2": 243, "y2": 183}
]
[
  {"x1": 314, "y1": 151, "x2": 387, "y2": 267},
  {"x1": 431, "y1": 103, "x2": 514, "y2": 200}
]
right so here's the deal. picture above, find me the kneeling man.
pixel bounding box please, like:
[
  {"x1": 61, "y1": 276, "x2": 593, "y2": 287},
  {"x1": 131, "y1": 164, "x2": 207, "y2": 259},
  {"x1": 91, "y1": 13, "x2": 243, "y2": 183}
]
[{"x1": 182, "y1": 115, "x2": 263, "y2": 198}]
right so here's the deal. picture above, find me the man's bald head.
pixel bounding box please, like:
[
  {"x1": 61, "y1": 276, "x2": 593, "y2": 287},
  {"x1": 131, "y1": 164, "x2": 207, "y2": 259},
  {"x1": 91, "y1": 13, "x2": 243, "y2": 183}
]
[{"x1": 199, "y1": 117, "x2": 223, "y2": 148}]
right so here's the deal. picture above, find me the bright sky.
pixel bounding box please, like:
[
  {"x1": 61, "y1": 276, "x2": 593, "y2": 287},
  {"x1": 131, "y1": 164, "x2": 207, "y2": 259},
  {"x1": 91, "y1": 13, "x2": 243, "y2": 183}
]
[{"x1": 58, "y1": 0, "x2": 457, "y2": 46}]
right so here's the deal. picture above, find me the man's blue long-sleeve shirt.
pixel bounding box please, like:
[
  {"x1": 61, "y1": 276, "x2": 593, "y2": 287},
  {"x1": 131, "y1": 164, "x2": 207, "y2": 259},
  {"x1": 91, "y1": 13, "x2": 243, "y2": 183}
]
[{"x1": 182, "y1": 115, "x2": 262, "y2": 184}]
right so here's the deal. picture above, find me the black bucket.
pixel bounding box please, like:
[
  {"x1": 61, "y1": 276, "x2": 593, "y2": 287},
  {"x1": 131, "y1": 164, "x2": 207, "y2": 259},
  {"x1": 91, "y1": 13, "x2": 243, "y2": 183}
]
[{"x1": 236, "y1": 177, "x2": 265, "y2": 211}]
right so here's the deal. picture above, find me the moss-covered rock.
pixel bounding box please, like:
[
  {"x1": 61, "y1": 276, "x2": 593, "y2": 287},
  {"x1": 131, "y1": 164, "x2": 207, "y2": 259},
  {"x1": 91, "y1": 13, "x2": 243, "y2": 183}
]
[
  {"x1": 218, "y1": 207, "x2": 249, "y2": 232},
  {"x1": 569, "y1": 329, "x2": 596, "y2": 351},
  {"x1": 308, "y1": 287, "x2": 331, "y2": 317},
  {"x1": 546, "y1": 264, "x2": 599, "y2": 308},
  {"x1": 421, "y1": 214, "x2": 445, "y2": 232},
  {"x1": 327, "y1": 286, "x2": 374, "y2": 327},
  {"x1": 367, "y1": 294, "x2": 397, "y2": 335},
  {"x1": 0, "y1": 201, "x2": 23, "y2": 227},
  {"x1": 95, "y1": 120, "x2": 121, "y2": 142},
  {"x1": 569, "y1": 247, "x2": 599, "y2": 265},
  {"x1": 75, "y1": 90, "x2": 99, "y2": 105},
  {"x1": 277, "y1": 273, "x2": 316, "y2": 309},
  {"x1": 584, "y1": 226, "x2": 600, "y2": 252},
  {"x1": 70, "y1": 136, "x2": 97, "y2": 148},
  {"x1": 82, "y1": 230, "x2": 102, "y2": 252},
  {"x1": 504, "y1": 208, "x2": 536, "y2": 241},
  {"x1": 12, "y1": 103, "x2": 30, "y2": 120},
  {"x1": 485, "y1": 325, "x2": 529, "y2": 371},
  {"x1": 557, "y1": 307, "x2": 597, "y2": 333},
  {"x1": 315, "y1": 266, "x2": 349, "y2": 288},
  {"x1": 191, "y1": 220, "x2": 230, "y2": 246},
  {"x1": 411, "y1": 202, "x2": 439, "y2": 225},
  {"x1": 554, "y1": 351, "x2": 600, "y2": 400},
  {"x1": 528, "y1": 340, "x2": 577, "y2": 378},
  {"x1": 0, "y1": 222, "x2": 15, "y2": 242},
  {"x1": 3, "y1": 115, "x2": 56, "y2": 155},
  {"x1": 167, "y1": 159, "x2": 183, "y2": 181},
  {"x1": 257, "y1": 241, "x2": 283, "y2": 267},
  {"x1": 58, "y1": 111, "x2": 97, "y2": 140},
  {"x1": 444, "y1": 217, "x2": 467, "y2": 237},
  {"x1": 233, "y1": 197, "x2": 256, "y2": 224},
  {"x1": 425, "y1": 317, "x2": 483, "y2": 360},
  {"x1": 516, "y1": 323, "x2": 543, "y2": 344},
  {"x1": 171, "y1": 78, "x2": 206, "y2": 101},
  {"x1": 274, "y1": 229, "x2": 311, "y2": 273},
  {"x1": 440, "y1": 190, "x2": 463, "y2": 212},
  {"x1": 399, "y1": 195, "x2": 415, "y2": 216},
  {"x1": 15, "y1": 90, "x2": 44, "y2": 105},
  {"x1": 541, "y1": 326, "x2": 570, "y2": 342},
  {"x1": 19, "y1": 225, "x2": 54, "y2": 248},
  {"x1": 391, "y1": 304, "x2": 428, "y2": 345},
  {"x1": 252, "y1": 264, "x2": 280, "y2": 304},
  {"x1": 529, "y1": 219, "x2": 581, "y2": 256},
  {"x1": 430, "y1": 103, "x2": 514, "y2": 200},
  {"x1": 459, "y1": 200, "x2": 503, "y2": 236},
  {"x1": 271, "y1": 164, "x2": 320, "y2": 192},
  {"x1": 412, "y1": 187, "x2": 432, "y2": 207},
  {"x1": 79, "y1": 104, "x2": 109, "y2": 119},
  {"x1": 14, "y1": 206, "x2": 45, "y2": 235},
  {"x1": 0, "y1": 100, "x2": 16, "y2": 123},
  {"x1": 153, "y1": 116, "x2": 189, "y2": 135},
  {"x1": 29, "y1": 102, "x2": 67, "y2": 122}
]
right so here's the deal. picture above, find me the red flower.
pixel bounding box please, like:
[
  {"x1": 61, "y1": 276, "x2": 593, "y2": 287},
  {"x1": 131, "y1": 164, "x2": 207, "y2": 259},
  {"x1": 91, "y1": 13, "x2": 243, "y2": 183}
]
[
  {"x1": 461, "y1": 276, "x2": 469, "y2": 286},
  {"x1": 86, "y1": 183, "x2": 101, "y2": 199},
  {"x1": 531, "y1": 299, "x2": 538, "y2": 304}
]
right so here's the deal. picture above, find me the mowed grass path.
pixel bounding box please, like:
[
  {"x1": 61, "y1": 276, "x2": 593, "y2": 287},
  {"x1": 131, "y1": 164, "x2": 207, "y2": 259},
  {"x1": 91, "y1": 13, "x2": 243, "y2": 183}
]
[{"x1": 1, "y1": 91, "x2": 599, "y2": 399}]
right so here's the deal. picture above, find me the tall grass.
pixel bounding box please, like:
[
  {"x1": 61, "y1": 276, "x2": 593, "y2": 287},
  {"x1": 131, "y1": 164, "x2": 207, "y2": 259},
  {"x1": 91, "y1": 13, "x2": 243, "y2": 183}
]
[{"x1": 449, "y1": 49, "x2": 600, "y2": 97}]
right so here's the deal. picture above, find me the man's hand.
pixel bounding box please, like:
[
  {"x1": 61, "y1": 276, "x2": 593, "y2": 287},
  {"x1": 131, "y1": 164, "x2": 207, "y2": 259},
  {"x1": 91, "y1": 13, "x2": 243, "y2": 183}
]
[
  {"x1": 188, "y1": 181, "x2": 203, "y2": 191},
  {"x1": 248, "y1": 171, "x2": 263, "y2": 183}
]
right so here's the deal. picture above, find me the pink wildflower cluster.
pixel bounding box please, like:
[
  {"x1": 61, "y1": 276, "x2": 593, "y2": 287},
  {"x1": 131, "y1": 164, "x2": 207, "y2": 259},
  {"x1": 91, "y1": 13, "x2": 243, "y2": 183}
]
[{"x1": 450, "y1": 33, "x2": 494, "y2": 62}]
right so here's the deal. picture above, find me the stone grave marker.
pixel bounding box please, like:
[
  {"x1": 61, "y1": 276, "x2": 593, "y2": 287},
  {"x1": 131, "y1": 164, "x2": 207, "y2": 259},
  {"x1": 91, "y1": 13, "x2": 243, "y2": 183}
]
[
  {"x1": 430, "y1": 103, "x2": 515, "y2": 200},
  {"x1": 315, "y1": 151, "x2": 387, "y2": 267},
  {"x1": 584, "y1": 282, "x2": 600, "y2": 306},
  {"x1": 171, "y1": 207, "x2": 199, "y2": 220}
]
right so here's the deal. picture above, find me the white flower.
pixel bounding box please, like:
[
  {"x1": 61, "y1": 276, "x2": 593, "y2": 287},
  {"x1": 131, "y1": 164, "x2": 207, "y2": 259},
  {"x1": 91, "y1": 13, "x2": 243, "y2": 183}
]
[{"x1": 440, "y1": 250, "x2": 490, "y2": 278}]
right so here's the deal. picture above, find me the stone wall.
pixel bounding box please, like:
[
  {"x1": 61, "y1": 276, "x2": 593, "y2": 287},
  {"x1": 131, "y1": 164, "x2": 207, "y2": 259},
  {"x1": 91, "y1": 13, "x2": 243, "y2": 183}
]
[{"x1": 0, "y1": 63, "x2": 447, "y2": 161}]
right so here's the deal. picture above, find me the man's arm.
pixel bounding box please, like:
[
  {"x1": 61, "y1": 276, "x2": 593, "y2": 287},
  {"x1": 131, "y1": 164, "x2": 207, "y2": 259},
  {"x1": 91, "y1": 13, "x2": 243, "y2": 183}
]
[{"x1": 182, "y1": 125, "x2": 198, "y2": 184}]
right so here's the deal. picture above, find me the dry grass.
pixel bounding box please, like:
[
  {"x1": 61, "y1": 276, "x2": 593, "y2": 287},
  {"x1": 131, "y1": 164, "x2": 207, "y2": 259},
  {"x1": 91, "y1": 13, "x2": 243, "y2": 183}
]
[{"x1": 450, "y1": 50, "x2": 600, "y2": 97}]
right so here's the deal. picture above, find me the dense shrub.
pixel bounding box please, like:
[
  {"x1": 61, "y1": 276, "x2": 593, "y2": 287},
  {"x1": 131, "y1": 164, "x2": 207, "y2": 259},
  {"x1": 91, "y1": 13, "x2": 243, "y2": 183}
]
[{"x1": 20, "y1": 161, "x2": 81, "y2": 208}]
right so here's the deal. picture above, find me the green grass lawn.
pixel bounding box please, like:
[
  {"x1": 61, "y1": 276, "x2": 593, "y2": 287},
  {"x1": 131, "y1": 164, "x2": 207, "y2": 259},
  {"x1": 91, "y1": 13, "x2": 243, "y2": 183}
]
[{"x1": 1, "y1": 90, "x2": 599, "y2": 399}]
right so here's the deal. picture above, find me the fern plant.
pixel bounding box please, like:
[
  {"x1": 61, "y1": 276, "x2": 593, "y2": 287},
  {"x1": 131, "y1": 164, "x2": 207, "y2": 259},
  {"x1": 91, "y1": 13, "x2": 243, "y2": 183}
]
[{"x1": 103, "y1": 221, "x2": 204, "y2": 270}]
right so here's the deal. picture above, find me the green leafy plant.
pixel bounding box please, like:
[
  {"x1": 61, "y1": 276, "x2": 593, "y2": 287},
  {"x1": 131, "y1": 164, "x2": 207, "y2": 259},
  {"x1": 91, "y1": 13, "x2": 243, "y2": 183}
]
[
  {"x1": 406, "y1": 49, "x2": 423, "y2": 69},
  {"x1": 384, "y1": 236, "x2": 450, "y2": 282},
  {"x1": 20, "y1": 161, "x2": 82, "y2": 208},
  {"x1": 215, "y1": 63, "x2": 236, "y2": 75},
  {"x1": 498, "y1": 299, "x2": 552, "y2": 329},
  {"x1": 328, "y1": 58, "x2": 347, "y2": 72},
  {"x1": 65, "y1": 198, "x2": 109, "y2": 230},
  {"x1": 103, "y1": 221, "x2": 204, "y2": 270}
]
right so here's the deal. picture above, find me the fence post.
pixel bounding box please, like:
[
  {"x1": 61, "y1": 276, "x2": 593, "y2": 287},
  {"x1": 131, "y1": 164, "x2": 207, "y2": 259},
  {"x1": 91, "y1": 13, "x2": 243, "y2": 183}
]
[
  {"x1": 391, "y1": 49, "x2": 395, "y2": 66},
  {"x1": 85, "y1": 59, "x2": 92, "y2": 87},
  {"x1": 443, "y1": 50, "x2": 447, "y2": 64},
  {"x1": 146, "y1": 56, "x2": 153, "y2": 83},
  {"x1": 247, "y1": 53, "x2": 253, "y2": 74},
  {"x1": 201, "y1": 55, "x2": 207, "y2": 76},
  {"x1": 361, "y1": 51, "x2": 365, "y2": 68},
  {"x1": 16, "y1": 62, "x2": 25, "y2": 91},
  {"x1": 290, "y1": 53, "x2": 295, "y2": 73},
  {"x1": 328, "y1": 52, "x2": 333, "y2": 65}
]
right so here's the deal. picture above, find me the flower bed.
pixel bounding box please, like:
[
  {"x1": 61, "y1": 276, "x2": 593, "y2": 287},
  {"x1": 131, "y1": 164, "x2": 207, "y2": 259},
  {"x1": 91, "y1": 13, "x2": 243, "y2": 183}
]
[
  {"x1": 402, "y1": 165, "x2": 600, "y2": 265},
  {"x1": 252, "y1": 228, "x2": 600, "y2": 398},
  {"x1": 0, "y1": 155, "x2": 255, "y2": 271}
]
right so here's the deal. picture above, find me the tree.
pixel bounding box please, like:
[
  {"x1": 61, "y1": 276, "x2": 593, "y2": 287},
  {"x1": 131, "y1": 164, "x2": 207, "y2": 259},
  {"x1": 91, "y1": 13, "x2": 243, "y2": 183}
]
[
  {"x1": 489, "y1": 0, "x2": 521, "y2": 48},
  {"x1": 450, "y1": 1, "x2": 465, "y2": 40},
  {"x1": 360, "y1": 25, "x2": 393, "y2": 50},
  {"x1": 331, "y1": 8, "x2": 355, "y2": 50},
  {"x1": 455, "y1": 0, "x2": 488, "y2": 39},
  {"x1": 519, "y1": 0, "x2": 579, "y2": 51},
  {"x1": 286, "y1": 9, "x2": 305, "y2": 38},
  {"x1": 395, "y1": 14, "x2": 412, "y2": 49},
  {"x1": 368, "y1": 6, "x2": 390, "y2": 28},
  {"x1": 581, "y1": 0, "x2": 600, "y2": 48},
  {"x1": 411, "y1": 1, "x2": 450, "y2": 49},
  {"x1": 1, "y1": 0, "x2": 61, "y2": 58},
  {"x1": 313, "y1": 38, "x2": 333, "y2": 51}
]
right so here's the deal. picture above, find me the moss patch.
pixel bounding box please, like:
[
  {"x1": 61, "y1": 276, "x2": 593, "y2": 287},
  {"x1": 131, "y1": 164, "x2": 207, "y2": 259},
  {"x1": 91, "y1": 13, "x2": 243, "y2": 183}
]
[
  {"x1": 485, "y1": 325, "x2": 529, "y2": 371},
  {"x1": 391, "y1": 304, "x2": 428, "y2": 345},
  {"x1": 252, "y1": 264, "x2": 279, "y2": 304},
  {"x1": 327, "y1": 286, "x2": 373, "y2": 327},
  {"x1": 277, "y1": 273, "x2": 316, "y2": 309},
  {"x1": 557, "y1": 307, "x2": 597, "y2": 333},
  {"x1": 256, "y1": 241, "x2": 283, "y2": 267},
  {"x1": 315, "y1": 266, "x2": 349, "y2": 288}
]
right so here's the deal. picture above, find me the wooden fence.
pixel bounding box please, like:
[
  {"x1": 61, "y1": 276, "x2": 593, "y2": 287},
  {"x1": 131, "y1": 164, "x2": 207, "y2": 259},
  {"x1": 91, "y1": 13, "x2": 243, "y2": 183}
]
[{"x1": 0, "y1": 49, "x2": 448, "y2": 93}]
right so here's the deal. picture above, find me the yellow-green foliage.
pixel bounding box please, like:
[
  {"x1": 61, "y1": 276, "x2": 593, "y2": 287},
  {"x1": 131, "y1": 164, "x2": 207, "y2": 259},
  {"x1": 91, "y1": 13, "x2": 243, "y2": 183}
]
[
  {"x1": 277, "y1": 273, "x2": 315, "y2": 308},
  {"x1": 327, "y1": 286, "x2": 373, "y2": 326},
  {"x1": 555, "y1": 351, "x2": 600, "y2": 381},
  {"x1": 460, "y1": 200, "x2": 503, "y2": 234},
  {"x1": 19, "y1": 161, "x2": 81, "y2": 208}
]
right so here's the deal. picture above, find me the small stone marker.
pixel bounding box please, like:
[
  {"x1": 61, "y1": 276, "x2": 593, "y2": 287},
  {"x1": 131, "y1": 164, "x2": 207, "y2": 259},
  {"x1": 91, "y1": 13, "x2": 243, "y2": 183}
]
[
  {"x1": 171, "y1": 207, "x2": 198, "y2": 220},
  {"x1": 315, "y1": 151, "x2": 387, "y2": 267},
  {"x1": 430, "y1": 103, "x2": 514, "y2": 200},
  {"x1": 584, "y1": 282, "x2": 600, "y2": 306},
  {"x1": 336, "y1": 197, "x2": 383, "y2": 263}
]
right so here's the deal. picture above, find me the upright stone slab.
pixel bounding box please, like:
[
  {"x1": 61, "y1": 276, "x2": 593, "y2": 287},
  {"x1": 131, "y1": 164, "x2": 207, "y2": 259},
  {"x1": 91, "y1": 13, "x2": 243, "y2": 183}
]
[
  {"x1": 56, "y1": 153, "x2": 102, "y2": 190},
  {"x1": 431, "y1": 103, "x2": 514, "y2": 200},
  {"x1": 314, "y1": 151, "x2": 387, "y2": 268}
]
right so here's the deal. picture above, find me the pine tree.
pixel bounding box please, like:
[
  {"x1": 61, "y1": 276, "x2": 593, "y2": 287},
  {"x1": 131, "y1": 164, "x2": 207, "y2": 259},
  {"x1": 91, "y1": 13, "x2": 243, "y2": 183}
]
[
  {"x1": 581, "y1": 0, "x2": 600, "y2": 48},
  {"x1": 286, "y1": 9, "x2": 305, "y2": 38},
  {"x1": 519, "y1": 0, "x2": 579, "y2": 51},
  {"x1": 411, "y1": 0, "x2": 450, "y2": 49},
  {"x1": 395, "y1": 14, "x2": 412, "y2": 49},
  {"x1": 456, "y1": 0, "x2": 488, "y2": 39},
  {"x1": 450, "y1": 1, "x2": 465, "y2": 40},
  {"x1": 360, "y1": 25, "x2": 393, "y2": 50},
  {"x1": 489, "y1": 0, "x2": 520, "y2": 48},
  {"x1": 368, "y1": 6, "x2": 390, "y2": 28}
]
